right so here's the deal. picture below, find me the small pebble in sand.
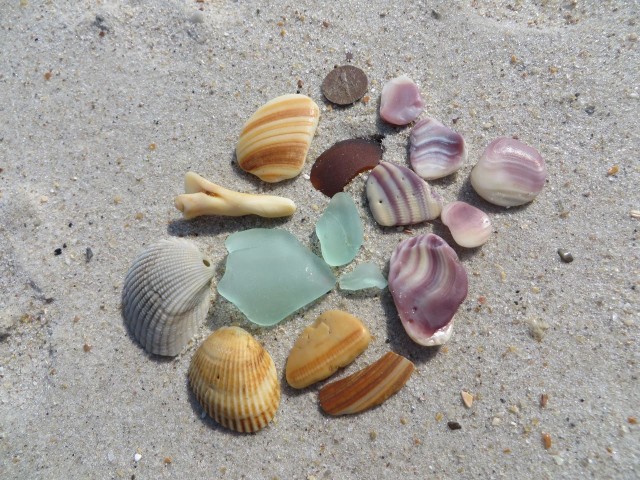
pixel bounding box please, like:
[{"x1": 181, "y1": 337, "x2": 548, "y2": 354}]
[
  {"x1": 557, "y1": 248, "x2": 573, "y2": 263},
  {"x1": 85, "y1": 247, "x2": 94, "y2": 263},
  {"x1": 607, "y1": 165, "x2": 619, "y2": 176},
  {"x1": 54, "y1": 248, "x2": 62, "y2": 256},
  {"x1": 447, "y1": 421, "x2": 462, "y2": 430},
  {"x1": 541, "y1": 432, "x2": 552, "y2": 449},
  {"x1": 630, "y1": 210, "x2": 640, "y2": 219},
  {"x1": 540, "y1": 393, "x2": 549, "y2": 408},
  {"x1": 461, "y1": 391, "x2": 474, "y2": 408},
  {"x1": 369, "y1": 430, "x2": 377, "y2": 440},
  {"x1": 134, "y1": 452, "x2": 142, "y2": 462},
  {"x1": 163, "y1": 456, "x2": 172, "y2": 464},
  {"x1": 628, "y1": 417, "x2": 638, "y2": 425},
  {"x1": 83, "y1": 343, "x2": 92, "y2": 352}
]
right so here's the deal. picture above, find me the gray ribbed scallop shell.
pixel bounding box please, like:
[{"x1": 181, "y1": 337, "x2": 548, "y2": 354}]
[{"x1": 122, "y1": 239, "x2": 214, "y2": 356}]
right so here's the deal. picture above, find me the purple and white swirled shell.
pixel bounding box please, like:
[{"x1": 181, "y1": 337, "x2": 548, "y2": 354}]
[
  {"x1": 409, "y1": 117, "x2": 466, "y2": 180},
  {"x1": 470, "y1": 137, "x2": 547, "y2": 207},
  {"x1": 441, "y1": 201, "x2": 492, "y2": 248},
  {"x1": 379, "y1": 75, "x2": 425, "y2": 126},
  {"x1": 388, "y1": 234, "x2": 468, "y2": 346},
  {"x1": 366, "y1": 162, "x2": 443, "y2": 227}
]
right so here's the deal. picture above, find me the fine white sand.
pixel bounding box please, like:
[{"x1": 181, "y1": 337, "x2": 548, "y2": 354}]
[{"x1": 1, "y1": 1, "x2": 638, "y2": 478}]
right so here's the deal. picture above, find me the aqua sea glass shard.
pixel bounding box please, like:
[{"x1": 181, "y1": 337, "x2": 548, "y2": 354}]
[
  {"x1": 315, "y1": 192, "x2": 364, "y2": 267},
  {"x1": 218, "y1": 229, "x2": 336, "y2": 326},
  {"x1": 338, "y1": 263, "x2": 388, "y2": 291}
]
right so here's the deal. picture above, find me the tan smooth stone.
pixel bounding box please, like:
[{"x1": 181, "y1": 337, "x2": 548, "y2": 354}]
[{"x1": 286, "y1": 310, "x2": 371, "y2": 389}]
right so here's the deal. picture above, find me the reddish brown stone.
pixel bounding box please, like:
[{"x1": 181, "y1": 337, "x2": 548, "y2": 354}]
[{"x1": 310, "y1": 139, "x2": 382, "y2": 197}]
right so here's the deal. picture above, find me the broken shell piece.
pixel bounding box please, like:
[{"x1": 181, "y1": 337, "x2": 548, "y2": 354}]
[
  {"x1": 286, "y1": 310, "x2": 371, "y2": 389},
  {"x1": 461, "y1": 390, "x2": 474, "y2": 408},
  {"x1": 122, "y1": 239, "x2": 214, "y2": 356},
  {"x1": 319, "y1": 352, "x2": 415, "y2": 415},
  {"x1": 379, "y1": 75, "x2": 424, "y2": 126},
  {"x1": 441, "y1": 201, "x2": 492, "y2": 248},
  {"x1": 366, "y1": 162, "x2": 443, "y2": 226},
  {"x1": 189, "y1": 327, "x2": 280, "y2": 433},
  {"x1": 236, "y1": 94, "x2": 320, "y2": 182},
  {"x1": 470, "y1": 137, "x2": 547, "y2": 207},
  {"x1": 388, "y1": 234, "x2": 468, "y2": 346},
  {"x1": 409, "y1": 117, "x2": 466, "y2": 180},
  {"x1": 174, "y1": 172, "x2": 296, "y2": 219}
]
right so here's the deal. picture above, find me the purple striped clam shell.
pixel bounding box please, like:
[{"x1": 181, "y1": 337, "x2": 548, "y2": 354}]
[
  {"x1": 470, "y1": 137, "x2": 547, "y2": 207},
  {"x1": 366, "y1": 162, "x2": 443, "y2": 227},
  {"x1": 409, "y1": 117, "x2": 466, "y2": 180},
  {"x1": 388, "y1": 234, "x2": 468, "y2": 346},
  {"x1": 441, "y1": 201, "x2": 492, "y2": 248}
]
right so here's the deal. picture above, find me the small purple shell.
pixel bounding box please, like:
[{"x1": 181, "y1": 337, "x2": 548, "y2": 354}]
[
  {"x1": 379, "y1": 75, "x2": 425, "y2": 126},
  {"x1": 388, "y1": 234, "x2": 468, "y2": 346},
  {"x1": 470, "y1": 137, "x2": 547, "y2": 207},
  {"x1": 366, "y1": 162, "x2": 443, "y2": 227},
  {"x1": 409, "y1": 117, "x2": 466, "y2": 180},
  {"x1": 441, "y1": 201, "x2": 492, "y2": 248}
]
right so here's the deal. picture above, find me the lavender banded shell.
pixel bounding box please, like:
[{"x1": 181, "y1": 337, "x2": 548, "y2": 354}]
[
  {"x1": 441, "y1": 201, "x2": 492, "y2": 248},
  {"x1": 409, "y1": 117, "x2": 466, "y2": 180},
  {"x1": 366, "y1": 162, "x2": 443, "y2": 227},
  {"x1": 379, "y1": 75, "x2": 425, "y2": 126},
  {"x1": 388, "y1": 234, "x2": 468, "y2": 346},
  {"x1": 470, "y1": 137, "x2": 547, "y2": 207}
]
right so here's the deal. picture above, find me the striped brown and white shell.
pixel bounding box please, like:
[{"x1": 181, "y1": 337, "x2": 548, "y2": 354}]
[
  {"x1": 286, "y1": 310, "x2": 371, "y2": 389},
  {"x1": 122, "y1": 239, "x2": 214, "y2": 357},
  {"x1": 470, "y1": 137, "x2": 547, "y2": 207},
  {"x1": 409, "y1": 117, "x2": 466, "y2": 180},
  {"x1": 236, "y1": 94, "x2": 320, "y2": 183},
  {"x1": 319, "y1": 352, "x2": 415, "y2": 415},
  {"x1": 189, "y1": 326, "x2": 280, "y2": 433},
  {"x1": 366, "y1": 161, "x2": 443, "y2": 226},
  {"x1": 388, "y1": 234, "x2": 468, "y2": 346}
]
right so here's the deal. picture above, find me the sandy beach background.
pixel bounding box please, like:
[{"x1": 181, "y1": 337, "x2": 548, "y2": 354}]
[{"x1": 1, "y1": 1, "x2": 638, "y2": 478}]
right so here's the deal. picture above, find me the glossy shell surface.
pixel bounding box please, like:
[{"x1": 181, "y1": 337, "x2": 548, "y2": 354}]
[
  {"x1": 122, "y1": 238, "x2": 214, "y2": 356},
  {"x1": 286, "y1": 310, "x2": 371, "y2": 389},
  {"x1": 470, "y1": 137, "x2": 547, "y2": 207},
  {"x1": 409, "y1": 117, "x2": 466, "y2": 180},
  {"x1": 189, "y1": 327, "x2": 280, "y2": 433},
  {"x1": 388, "y1": 234, "x2": 468, "y2": 346},
  {"x1": 366, "y1": 162, "x2": 443, "y2": 226},
  {"x1": 319, "y1": 352, "x2": 415, "y2": 415},
  {"x1": 379, "y1": 75, "x2": 424, "y2": 125},
  {"x1": 236, "y1": 94, "x2": 320, "y2": 183},
  {"x1": 441, "y1": 201, "x2": 492, "y2": 248}
]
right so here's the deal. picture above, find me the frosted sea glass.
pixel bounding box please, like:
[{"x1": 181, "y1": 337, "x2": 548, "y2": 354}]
[
  {"x1": 316, "y1": 192, "x2": 363, "y2": 266},
  {"x1": 338, "y1": 263, "x2": 388, "y2": 291},
  {"x1": 218, "y1": 229, "x2": 336, "y2": 326}
]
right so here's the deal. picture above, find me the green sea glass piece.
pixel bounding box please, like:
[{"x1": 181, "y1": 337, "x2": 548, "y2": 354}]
[
  {"x1": 338, "y1": 263, "x2": 388, "y2": 291},
  {"x1": 218, "y1": 228, "x2": 336, "y2": 326},
  {"x1": 315, "y1": 192, "x2": 364, "y2": 267}
]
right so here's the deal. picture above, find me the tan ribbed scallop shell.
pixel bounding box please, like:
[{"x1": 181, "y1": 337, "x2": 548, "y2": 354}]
[
  {"x1": 122, "y1": 238, "x2": 214, "y2": 357},
  {"x1": 189, "y1": 327, "x2": 280, "y2": 433},
  {"x1": 236, "y1": 94, "x2": 320, "y2": 183}
]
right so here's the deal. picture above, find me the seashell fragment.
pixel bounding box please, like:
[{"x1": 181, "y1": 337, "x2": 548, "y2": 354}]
[
  {"x1": 409, "y1": 117, "x2": 466, "y2": 180},
  {"x1": 236, "y1": 94, "x2": 320, "y2": 183},
  {"x1": 174, "y1": 172, "x2": 296, "y2": 219},
  {"x1": 379, "y1": 75, "x2": 424, "y2": 126},
  {"x1": 321, "y1": 65, "x2": 368, "y2": 105},
  {"x1": 388, "y1": 234, "x2": 468, "y2": 346},
  {"x1": 441, "y1": 201, "x2": 492, "y2": 248},
  {"x1": 310, "y1": 138, "x2": 382, "y2": 197},
  {"x1": 366, "y1": 162, "x2": 443, "y2": 226},
  {"x1": 189, "y1": 327, "x2": 280, "y2": 433},
  {"x1": 470, "y1": 137, "x2": 547, "y2": 207},
  {"x1": 286, "y1": 310, "x2": 371, "y2": 389},
  {"x1": 122, "y1": 239, "x2": 214, "y2": 356},
  {"x1": 319, "y1": 352, "x2": 415, "y2": 415}
]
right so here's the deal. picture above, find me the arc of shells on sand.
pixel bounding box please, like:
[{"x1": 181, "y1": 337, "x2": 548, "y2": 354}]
[{"x1": 122, "y1": 68, "x2": 548, "y2": 433}]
